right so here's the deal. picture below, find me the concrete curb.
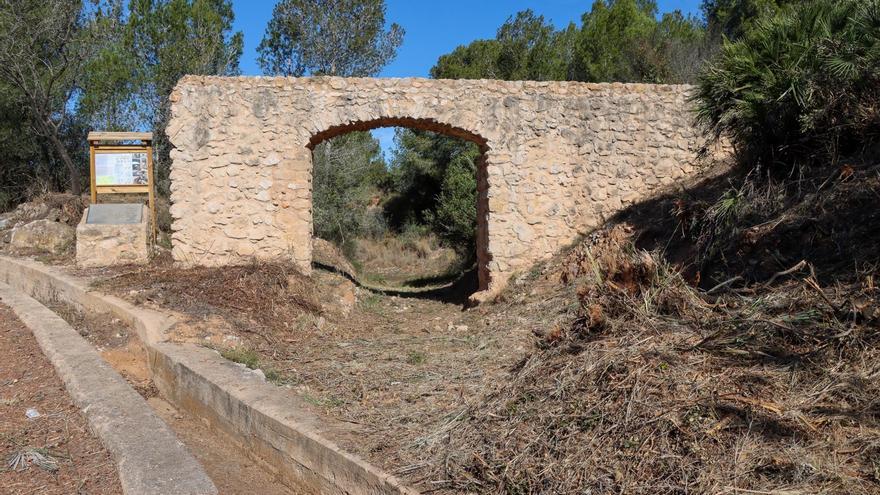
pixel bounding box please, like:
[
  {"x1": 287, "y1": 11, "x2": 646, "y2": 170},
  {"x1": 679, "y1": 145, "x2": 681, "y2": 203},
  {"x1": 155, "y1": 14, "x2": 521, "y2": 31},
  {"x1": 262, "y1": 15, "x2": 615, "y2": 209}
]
[
  {"x1": 0, "y1": 282, "x2": 217, "y2": 495},
  {"x1": 0, "y1": 256, "x2": 420, "y2": 495}
]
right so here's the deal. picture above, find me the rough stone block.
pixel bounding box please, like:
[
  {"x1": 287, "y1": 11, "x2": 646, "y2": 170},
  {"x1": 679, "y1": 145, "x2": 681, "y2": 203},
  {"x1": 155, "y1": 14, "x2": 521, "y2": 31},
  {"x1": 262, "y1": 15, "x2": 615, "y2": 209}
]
[
  {"x1": 76, "y1": 205, "x2": 150, "y2": 267},
  {"x1": 10, "y1": 219, "x2": 75, "y2": 254}
]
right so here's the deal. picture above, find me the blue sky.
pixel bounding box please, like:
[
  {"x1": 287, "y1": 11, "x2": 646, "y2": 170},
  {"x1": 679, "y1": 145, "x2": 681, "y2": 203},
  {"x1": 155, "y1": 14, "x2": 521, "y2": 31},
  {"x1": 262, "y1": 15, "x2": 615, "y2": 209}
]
[{"x1": 231, "y1": 0, "x2": 703, "y2": 156}]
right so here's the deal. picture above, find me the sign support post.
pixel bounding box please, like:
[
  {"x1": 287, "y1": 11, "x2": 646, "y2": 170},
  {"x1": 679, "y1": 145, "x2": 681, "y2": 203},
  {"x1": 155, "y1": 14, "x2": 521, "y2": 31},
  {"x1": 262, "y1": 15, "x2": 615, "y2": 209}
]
[{"x1": 87, "y1": 132, "x2": 157, "y2": 243}]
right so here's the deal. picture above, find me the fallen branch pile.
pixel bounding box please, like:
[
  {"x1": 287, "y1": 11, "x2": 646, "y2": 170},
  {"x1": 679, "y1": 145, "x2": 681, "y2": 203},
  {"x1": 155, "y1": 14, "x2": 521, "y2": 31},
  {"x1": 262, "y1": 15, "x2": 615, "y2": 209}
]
[{"x1": 415, "y1": 225, "x2": 880, "y2": 494}]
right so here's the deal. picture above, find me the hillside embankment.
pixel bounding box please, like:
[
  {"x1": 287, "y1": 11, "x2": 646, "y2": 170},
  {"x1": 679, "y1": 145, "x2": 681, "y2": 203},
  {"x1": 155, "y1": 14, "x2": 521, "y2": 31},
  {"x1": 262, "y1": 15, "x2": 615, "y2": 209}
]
[{"x1": 412, "y1": 154, "x2": 880, "y2": 494}]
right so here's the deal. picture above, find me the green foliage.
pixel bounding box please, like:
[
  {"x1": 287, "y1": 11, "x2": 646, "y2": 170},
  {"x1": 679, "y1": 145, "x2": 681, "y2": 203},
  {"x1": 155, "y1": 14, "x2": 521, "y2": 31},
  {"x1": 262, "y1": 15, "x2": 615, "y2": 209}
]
[
  {"x1": 574, "y1": 0, "x2": 660, "y2": 82},
  {"x1": 701, "y1": 0, "x2": 796, "y2": 40},
  {"x1": 431, "y1": 40, "x2": 503, "y2": 80},
  {"x1": 84, "y1": 0, "x2": 243, "y2": 193},
  {"x1": 74, "y1": 0, "x2": 242, "y2": 195},
  {"x1": 433, "y1": 10, "x2": 576, "y2": 81},
  {"x1": 496, "y1": 11, "x2": 577, "y2": 81},
  {"x1": 0, "y1": 79, "x2": 76, "y2": 208},
  {"x1": 384, "y1": 129, "x2": 480, "y2": 255},
  {"x1": 386, "y1": 130, "x2": 451, "y2": 226},
  {"x1": 258, "y1": 0, "x2": 403, "y2": 77},
  {"x1": 656, "y1": 11, "x2": 716, "y2": 83},
  {"x1": 694, "y1": 0, "x2": 880, "y2": 167},
  {"x1": 0, "y1": 84, "x2": 41, "y2": 210},
  {"x1": 431, "y1": 2, "x2": 708, "y2": 84},
  {"x1": 432, "y1": 154, "x2": 478, "y2": 256},
  {"x1": 220, "y1": 346, "x2": 260, "y2": 369},
  {"x1": 406, "y1": 350, "x2": 427, "y2": 365},
  {"x1": 220, "y1": 346, "x2": 287, "y2": 384},
  {"x1": 126, "y1": 0, "x2": 242, "y2": 97},
  {"x1": 78, "y1": 0, "x2": 141, "y2": 131},
  {"x1": 573, "y1": 0, "x2": 710, "y2": 83},
  {"x1": 0, "y1": 0, "x2": 103, "y2": 195},
  {"x1": 312, "y1": 132, "x2": 389, "y2": 248}
]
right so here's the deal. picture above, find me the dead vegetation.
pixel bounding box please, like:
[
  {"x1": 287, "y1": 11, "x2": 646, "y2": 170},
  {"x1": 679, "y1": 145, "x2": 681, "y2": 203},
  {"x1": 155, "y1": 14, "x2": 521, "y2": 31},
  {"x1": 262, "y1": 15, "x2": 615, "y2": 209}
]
[
  {"x1": 689, "y1": 165, "x2": 880, "y2": 287},
  {"x1": 403, "y1": 159, "x2": 880, "y2": 494},
  {"x1": 89, "y1": 246, "x2": 548, "y2": 481},
  {"x1": 95, "y1": 260, "x2": 322, "y2": 344},
  {"x1": 0, "y1": 193, "x2": 86, "y2": 229},
  {"x1": 414, "y1": 224, "x2": 879, "y2": 494},
  {"x1": 0, "y1": 304, "x2": 122, "y2": 494}
]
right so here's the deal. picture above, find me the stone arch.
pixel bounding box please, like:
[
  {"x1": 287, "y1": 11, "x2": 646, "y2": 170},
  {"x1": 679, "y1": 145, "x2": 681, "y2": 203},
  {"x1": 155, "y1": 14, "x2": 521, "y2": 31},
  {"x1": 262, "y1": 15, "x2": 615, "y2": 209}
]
[
  {"x1": 306, "y1": 117, "x2": 493, "y2": 291},
  {"x1": 167, "y1": 76, "x2": 706, "y2": 300},
  {"x1": 307, "y1": 117, "x2": 488, "y2": 150}
]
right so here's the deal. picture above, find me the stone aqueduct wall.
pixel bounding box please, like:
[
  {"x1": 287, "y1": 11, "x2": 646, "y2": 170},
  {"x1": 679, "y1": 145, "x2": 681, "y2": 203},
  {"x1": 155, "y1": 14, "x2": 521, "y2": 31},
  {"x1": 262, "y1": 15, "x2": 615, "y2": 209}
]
[{"x1": 167, "y1": 76, "x2": 704, "y2": 294}]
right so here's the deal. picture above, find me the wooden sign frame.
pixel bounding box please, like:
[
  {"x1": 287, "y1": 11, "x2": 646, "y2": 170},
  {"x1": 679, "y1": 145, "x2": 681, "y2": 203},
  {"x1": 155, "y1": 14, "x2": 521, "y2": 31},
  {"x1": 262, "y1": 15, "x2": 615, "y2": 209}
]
[{"x1": 87, "y1": 132, "x2": 157, "y2": 241}]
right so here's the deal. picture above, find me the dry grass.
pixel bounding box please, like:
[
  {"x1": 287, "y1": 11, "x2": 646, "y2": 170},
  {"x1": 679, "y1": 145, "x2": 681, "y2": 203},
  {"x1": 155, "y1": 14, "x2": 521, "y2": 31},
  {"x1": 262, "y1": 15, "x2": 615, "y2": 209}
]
[
  {"x1": 412, "y1": 222, "x2": 880, "y2": 494},
  {"x1": 95, "y1": 260, "x2": 321, "y2": 343},
  {"x1": 351, "y1": 234, "x2": 462, "y2": 288}
]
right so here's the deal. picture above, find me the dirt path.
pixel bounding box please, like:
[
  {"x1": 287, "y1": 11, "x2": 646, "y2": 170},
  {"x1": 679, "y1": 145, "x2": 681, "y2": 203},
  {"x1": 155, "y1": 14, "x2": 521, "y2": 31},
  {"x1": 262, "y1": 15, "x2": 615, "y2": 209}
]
[
  {"x1": 76, "y1": 255, "x2": 572, "y2": 488},
  {"x1": 0, "y1": 303, "x2": 122, "y2": 495},
  {"x1": 230, "y1": 273, "x2": 566, "y2": 479}
]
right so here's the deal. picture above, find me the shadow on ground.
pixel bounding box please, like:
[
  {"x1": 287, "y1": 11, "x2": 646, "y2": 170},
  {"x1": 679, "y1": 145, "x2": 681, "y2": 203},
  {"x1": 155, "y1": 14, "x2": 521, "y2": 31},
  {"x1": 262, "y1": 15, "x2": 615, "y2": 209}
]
[{"x1": 313, "y1": 261, "x2": 479, "y2": 306}]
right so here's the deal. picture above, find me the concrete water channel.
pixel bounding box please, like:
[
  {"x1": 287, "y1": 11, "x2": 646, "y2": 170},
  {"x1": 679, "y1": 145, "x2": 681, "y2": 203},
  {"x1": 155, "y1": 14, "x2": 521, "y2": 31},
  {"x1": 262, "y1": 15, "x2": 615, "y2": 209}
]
[{"x1": 0, "y1": 255, "x2": 417, "y2": 495}]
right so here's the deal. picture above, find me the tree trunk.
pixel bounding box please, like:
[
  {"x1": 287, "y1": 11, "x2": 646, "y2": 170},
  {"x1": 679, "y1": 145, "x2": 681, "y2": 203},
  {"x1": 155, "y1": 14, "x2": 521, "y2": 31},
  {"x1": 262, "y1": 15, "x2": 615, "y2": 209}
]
[{"x1": 47, "y1": 130, "x2": 81, "y2": 196}]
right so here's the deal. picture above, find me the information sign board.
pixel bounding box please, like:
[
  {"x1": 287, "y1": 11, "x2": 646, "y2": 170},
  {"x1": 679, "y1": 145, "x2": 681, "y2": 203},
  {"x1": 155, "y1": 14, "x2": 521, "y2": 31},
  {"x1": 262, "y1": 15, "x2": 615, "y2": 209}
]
[
  {"x1": 95, "y1": 152, "x2": 149, "y2": 186},
  {"x1": 87, "y1": 132, "x2": 157, "y2": 242}
]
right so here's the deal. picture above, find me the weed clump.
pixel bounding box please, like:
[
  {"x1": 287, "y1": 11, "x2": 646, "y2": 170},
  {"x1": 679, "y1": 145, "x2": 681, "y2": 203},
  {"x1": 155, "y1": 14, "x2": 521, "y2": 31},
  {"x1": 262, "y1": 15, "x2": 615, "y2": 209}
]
[{"x1": 219, "y1": 346, "x2": 287, "y2": 384}]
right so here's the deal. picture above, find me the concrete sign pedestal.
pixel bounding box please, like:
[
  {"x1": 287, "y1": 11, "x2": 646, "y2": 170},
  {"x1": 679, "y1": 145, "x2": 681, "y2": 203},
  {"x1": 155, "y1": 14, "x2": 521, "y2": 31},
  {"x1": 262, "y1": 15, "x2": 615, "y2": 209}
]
[{"x1": 76, "y1": 204, "x2": 150, "y2": 267}]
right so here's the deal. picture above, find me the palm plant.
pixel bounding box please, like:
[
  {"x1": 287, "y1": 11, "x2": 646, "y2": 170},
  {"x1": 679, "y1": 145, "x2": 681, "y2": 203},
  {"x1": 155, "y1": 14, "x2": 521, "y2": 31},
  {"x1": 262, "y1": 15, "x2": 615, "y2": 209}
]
[{"x1": 693, "y1": 0, "x2": 880, "y2": 169}]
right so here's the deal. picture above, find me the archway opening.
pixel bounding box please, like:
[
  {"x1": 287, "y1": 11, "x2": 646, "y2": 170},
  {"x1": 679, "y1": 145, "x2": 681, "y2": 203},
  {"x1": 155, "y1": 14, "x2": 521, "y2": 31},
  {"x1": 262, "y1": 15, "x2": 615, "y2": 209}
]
[{"x1": 307, "y1": 118, "x2": 490, "y2": 299}]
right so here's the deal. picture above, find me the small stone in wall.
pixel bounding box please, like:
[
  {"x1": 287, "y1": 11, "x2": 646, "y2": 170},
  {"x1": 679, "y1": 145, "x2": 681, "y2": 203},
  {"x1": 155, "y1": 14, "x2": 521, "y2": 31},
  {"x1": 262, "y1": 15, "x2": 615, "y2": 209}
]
[{"x1": 263, "y1": 153, "x2": 281, "y2": 166}]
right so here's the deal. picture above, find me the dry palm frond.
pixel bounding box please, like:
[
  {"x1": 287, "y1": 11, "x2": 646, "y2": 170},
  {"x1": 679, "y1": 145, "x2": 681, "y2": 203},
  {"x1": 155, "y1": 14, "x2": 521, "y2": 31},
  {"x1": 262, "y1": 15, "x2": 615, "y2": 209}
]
[{"x1": 7, "y1": 447, "x2": 62, "y2": 473}]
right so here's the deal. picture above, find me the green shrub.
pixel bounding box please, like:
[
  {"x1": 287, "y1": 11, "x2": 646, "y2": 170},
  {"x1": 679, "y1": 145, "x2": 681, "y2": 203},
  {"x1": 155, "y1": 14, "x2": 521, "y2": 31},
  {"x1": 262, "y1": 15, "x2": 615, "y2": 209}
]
[
  {"x1": 385, "y1": 130, "x2": 480, "y2": 256},
  {"x1": 432, "y1": 154, "x2": 477, "y2": 257},
  {"x1": 405, "y1": 350, "x2": 427, "y2": 365},
  {"x1": 220, "y1": 347, "x2": 260, "y2": 369},
  {"x1": 312, "y1": 131, "x2": 388, "y2": 247},
  {"x1": 694, "y1": 0, "x2": 880, "y2": 168}
]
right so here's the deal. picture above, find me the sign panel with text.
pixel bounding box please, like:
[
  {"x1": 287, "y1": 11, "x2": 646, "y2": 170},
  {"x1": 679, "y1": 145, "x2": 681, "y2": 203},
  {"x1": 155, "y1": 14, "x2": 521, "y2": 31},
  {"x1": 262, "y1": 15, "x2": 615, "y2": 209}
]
[{"x1": 94, "y1": 152, "x2": 149, "y2": 186}]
